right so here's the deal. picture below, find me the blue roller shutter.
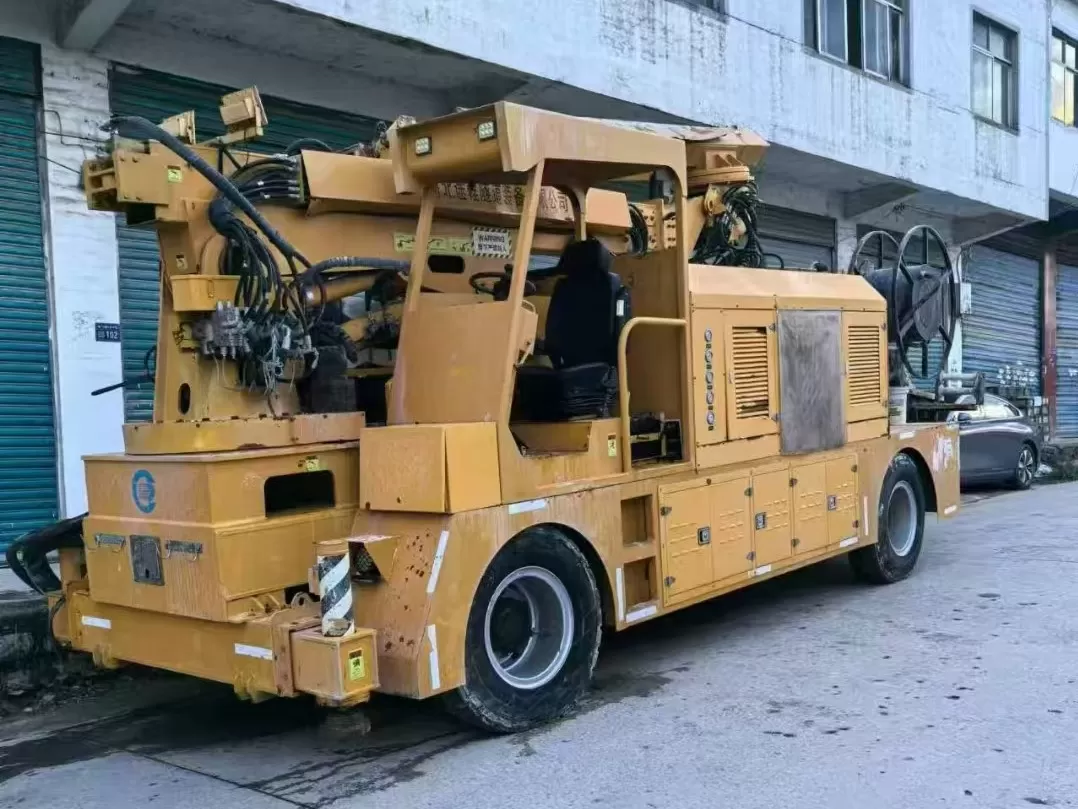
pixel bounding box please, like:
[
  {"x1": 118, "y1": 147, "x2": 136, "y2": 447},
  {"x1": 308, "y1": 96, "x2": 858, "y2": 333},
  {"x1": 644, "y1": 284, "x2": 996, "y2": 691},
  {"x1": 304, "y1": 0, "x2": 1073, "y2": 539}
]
[
  {"x1": 109, "y1": 66, "x2": 384, "y2": 421},
  {"x1": 962, "y1": 245, "x2": 1041, "y2": 395},
  {"x1": 0, "y1": 38, "x2": 57, "y2": 553},
  {"x1": 1056, "y1": 262, "x2": 1078, "y2": 438}
]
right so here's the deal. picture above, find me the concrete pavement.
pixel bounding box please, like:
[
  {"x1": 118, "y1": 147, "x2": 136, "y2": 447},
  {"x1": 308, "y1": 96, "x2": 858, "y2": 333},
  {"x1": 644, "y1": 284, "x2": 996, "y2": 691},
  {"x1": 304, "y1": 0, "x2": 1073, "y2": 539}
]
[{"x1": 2, "y1": 484, "x2": 1076, "y2": 808}]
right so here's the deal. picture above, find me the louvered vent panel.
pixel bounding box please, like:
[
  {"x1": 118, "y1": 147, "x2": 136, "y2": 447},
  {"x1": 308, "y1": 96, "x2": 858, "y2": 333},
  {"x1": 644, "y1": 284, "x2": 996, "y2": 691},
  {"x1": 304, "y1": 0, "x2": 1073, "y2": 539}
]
[
  {"x1": 848, "y1": 325, "x2": 882, "y2": 406},
  {"x1": 732, "y1": 326, "x2": 770, "y2": 419}
]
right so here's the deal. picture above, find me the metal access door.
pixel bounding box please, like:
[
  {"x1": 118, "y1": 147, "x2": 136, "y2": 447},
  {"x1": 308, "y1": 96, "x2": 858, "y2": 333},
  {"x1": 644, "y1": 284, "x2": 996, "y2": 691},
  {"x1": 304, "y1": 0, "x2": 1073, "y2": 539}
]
[
  {"x1": 109, "y1": 66, "x2": 384, "y2": 421},
  {"x1": 0, "y1": 38, "x2": 58, "y2": 553}
]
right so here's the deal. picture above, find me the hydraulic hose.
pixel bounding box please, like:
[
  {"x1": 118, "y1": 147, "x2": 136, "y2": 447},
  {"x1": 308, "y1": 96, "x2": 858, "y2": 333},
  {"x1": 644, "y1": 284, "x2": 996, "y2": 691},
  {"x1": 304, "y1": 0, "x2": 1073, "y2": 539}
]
[
  {"x1": 285, "y1": 137, "x2": 332, "y2": 154},
  {"x1": 302, "y1": 256, "x2": 412, "y2": 279},
  {"x1": 107, "y1": 115, "x2": 310, "y2": 267}
]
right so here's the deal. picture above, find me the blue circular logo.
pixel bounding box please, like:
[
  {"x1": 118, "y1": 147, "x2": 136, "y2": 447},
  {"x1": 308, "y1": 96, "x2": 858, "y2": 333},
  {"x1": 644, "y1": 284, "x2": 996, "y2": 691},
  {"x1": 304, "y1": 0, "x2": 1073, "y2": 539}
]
[{"x1": 131, "y1": 469, "x2": 156, "y2": 514}]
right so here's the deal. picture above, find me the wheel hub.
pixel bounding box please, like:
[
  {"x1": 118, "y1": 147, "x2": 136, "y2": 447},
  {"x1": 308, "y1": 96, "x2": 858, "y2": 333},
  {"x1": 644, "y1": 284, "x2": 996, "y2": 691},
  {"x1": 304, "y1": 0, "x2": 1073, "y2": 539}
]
[
  {"x1": 886, "y1": 480, "x2": 918, "y2": 557},
  {"x1": 483, "y1": 566, "x2": 574, "y2": 691}
]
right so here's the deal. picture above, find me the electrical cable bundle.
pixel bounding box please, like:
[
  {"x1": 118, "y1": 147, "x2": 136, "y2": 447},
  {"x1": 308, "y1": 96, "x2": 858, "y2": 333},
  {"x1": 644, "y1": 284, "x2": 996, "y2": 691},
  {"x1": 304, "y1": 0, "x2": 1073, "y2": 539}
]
[
  {"x1": 105, "y1": 115, "x2": 408, "y2": 391},
  {"x1": 690, "y1": 181, "x2": 766, "y2": 268}
]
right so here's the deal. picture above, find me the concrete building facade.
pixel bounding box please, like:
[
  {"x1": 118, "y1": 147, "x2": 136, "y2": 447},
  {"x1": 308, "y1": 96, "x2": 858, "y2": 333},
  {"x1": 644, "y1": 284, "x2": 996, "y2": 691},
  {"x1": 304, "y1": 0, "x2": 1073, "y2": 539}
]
[{"x1": 0, "y1": 0, "x2": 1071, "y2": 545}]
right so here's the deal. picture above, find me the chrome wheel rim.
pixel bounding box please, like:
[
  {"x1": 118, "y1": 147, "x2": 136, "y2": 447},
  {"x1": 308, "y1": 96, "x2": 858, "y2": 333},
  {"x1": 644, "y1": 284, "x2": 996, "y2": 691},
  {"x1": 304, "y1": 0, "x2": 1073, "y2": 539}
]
[
  {"x1": 886, "y1": 480, "x2": 918, "y2": 557},
  {"x1": 1017, "y1": 447, "x2": 1035, "y2": 486},
  {"x1": 484, "y1": 566, "x2": 574, "y2": 690}
]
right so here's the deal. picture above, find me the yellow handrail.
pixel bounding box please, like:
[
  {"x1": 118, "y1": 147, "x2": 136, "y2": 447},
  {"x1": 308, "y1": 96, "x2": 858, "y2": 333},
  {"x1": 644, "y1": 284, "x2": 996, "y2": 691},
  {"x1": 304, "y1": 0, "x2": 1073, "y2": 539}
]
[{"x1": 616, "y1": 316, "x2": 688, "y2": 473}]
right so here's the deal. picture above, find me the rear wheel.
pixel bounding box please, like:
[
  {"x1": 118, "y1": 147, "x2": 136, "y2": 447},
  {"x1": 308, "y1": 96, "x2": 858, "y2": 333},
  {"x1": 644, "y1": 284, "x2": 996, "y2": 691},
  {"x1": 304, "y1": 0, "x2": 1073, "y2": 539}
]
[
  {"x1": 1011, "y1": 443, "x2": 1036, "y2": 490},
  {"x1": 850, "y1": 453, "x2": 926, "y2": 584},
  {"x1": 444, "y1": 526, "x2": 602, "y2": 733}
]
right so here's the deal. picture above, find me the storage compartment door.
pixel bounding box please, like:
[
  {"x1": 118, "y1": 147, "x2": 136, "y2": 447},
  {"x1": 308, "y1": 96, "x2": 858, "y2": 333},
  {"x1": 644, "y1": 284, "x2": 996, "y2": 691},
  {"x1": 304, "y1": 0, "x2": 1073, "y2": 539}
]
[{"x1": 826, "y1": 455, "x2": 860, "y2": 545}]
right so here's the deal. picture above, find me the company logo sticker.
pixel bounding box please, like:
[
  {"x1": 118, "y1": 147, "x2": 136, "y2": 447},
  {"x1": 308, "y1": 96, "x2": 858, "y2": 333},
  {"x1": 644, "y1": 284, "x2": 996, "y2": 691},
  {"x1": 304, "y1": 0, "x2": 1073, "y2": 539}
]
[{"x1": 131, "y1": 469, "x2": 156, "y2": 514}]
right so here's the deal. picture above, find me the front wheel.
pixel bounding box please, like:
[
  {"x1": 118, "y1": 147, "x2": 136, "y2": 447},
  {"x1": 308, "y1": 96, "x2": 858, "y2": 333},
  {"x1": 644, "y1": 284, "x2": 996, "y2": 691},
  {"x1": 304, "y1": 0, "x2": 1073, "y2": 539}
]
[
  {"x1": 850, "y1": 453, "x2": 926, "y2": 584},
  {"x1": 444, "y1": 526, "x2": 602, "y2": 733},
  {"x1": 1011, "y1": 443, "x2": 1036, "y2": 490}
]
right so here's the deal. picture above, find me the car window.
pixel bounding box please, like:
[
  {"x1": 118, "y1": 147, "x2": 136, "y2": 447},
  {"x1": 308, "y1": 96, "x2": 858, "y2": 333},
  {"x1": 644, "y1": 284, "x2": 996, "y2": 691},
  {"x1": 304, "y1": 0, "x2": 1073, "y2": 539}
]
[{"x1": 981, "y1": 396, "x2": 1018, "y2": 420}]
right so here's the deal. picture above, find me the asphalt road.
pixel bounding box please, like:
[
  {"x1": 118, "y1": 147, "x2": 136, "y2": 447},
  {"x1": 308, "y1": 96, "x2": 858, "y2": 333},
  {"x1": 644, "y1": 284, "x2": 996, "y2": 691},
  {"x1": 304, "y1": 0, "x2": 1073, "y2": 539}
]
[{"x1": 2, "y1": 483, "x2": 1076, "y2": 809}]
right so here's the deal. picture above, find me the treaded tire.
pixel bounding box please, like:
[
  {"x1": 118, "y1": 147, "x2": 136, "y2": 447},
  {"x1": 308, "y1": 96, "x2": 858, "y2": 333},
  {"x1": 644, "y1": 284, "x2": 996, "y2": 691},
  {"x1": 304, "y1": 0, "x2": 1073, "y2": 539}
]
[
  {"x1": 444, "y1": 526, "x2": 602, "y2": 733},
  {"x1": 1010, "y1": 442, "x2": 1037, "y2": 491},
  {"x1": 849, "y1": 453, "x2": 926, "y2": 584}
]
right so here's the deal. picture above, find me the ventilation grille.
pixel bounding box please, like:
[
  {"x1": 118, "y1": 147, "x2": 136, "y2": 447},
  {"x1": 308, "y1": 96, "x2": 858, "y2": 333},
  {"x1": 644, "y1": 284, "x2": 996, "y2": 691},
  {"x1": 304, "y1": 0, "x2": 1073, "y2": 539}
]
[
  {"x1": 848, "y1": 325, "x2": 882, "y2": 407},
  {"x1": 732, "y1": 326, "x2": 770, "y2": 419}
]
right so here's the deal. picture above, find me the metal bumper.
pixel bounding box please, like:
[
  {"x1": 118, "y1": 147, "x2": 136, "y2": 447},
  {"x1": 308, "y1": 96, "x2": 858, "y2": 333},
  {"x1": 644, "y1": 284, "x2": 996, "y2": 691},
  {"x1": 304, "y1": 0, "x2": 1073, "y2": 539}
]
[{"x1": 54, "y1": 589, "x2": 379, "y2": 707}]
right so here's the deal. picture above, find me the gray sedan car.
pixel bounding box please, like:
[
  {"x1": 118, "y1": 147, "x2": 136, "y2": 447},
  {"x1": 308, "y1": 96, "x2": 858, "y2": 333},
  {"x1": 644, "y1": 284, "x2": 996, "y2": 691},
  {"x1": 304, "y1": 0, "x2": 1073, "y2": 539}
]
[{"x1": 949, "y1": 393, "x2": 1042, "y2": 490}]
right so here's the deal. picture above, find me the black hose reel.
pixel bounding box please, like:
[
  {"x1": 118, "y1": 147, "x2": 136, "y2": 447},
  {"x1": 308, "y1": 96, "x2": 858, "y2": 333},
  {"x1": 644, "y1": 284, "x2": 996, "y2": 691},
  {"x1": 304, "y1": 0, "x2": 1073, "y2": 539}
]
[{"x1": 848, "y1": 225, "x2": 960, "y2": 385}]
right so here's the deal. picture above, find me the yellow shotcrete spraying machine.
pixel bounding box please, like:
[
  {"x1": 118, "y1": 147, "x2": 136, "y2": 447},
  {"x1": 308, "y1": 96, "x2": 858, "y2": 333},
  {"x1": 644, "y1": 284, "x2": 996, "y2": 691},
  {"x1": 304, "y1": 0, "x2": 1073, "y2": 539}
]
[{"x1": 7, "y1": 89, "x2": 965, "y2": 732}]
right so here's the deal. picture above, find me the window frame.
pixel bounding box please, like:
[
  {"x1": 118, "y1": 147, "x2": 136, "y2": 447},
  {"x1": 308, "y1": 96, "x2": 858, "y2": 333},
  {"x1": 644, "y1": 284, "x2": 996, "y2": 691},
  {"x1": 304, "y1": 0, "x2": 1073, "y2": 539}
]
[
  {"x1": 668, "y1": 0, "x2": 725, "y2": 14},
  {"x1": 861, "y1": 0, "x2": 907, "y2": 83},
  {"x1": 805, "y1": 0, "x2": 909, "y2": 86},
  {"x1": 971, "y1": 11, "x2": 1018, "y2": 130},
  {"x1": 1052, "y1": 28, "x2": 1078, "y2": 126}
]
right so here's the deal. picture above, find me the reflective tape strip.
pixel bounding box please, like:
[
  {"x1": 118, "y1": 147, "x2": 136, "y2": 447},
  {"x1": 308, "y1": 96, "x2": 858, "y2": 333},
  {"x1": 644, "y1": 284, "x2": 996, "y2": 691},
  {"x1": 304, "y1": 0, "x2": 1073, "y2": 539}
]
[
  {"x1": 615, "y1": 567, "x2": 626, "y2": 622},
  {"x1": 862, "y1": 496, "x2": 869, "y2": 537},
  {"x1": 625, "y1": 604, "x2": 657, "y2": 623},
  {"x1": 754, "y1": 564, "x2": 773, "y2": 576},
  {"x1": 426, "y1": 530, "x2": 450, "y2": 595},
  {"x1": 427, "y1": 624, "x2": 441, "y2": 691},
  {"x1": 839, "y1": 536, "x2": 859, "y2": 548},
  {"x1": 234, "y1": 643, "x2": 273, "y2": 660},
  {"x1": 944, "y1": 505, "x2": 957, "y2": 516},
  {"x1": 508, "y1": 499, "x2": 547, "y2": 515},
  {"x1": 81, "y1": 616, "x2": 110, "y2": 630}
]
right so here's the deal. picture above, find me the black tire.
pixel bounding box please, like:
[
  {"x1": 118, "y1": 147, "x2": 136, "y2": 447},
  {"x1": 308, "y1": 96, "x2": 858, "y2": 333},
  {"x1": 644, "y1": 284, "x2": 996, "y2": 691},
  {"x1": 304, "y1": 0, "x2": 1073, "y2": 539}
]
[
  {"x1": 1010, "y1": 443, "x2": 1037, "y2": 490},
  {"x1": 444, "y1": 526, "x2": 602, "y2": 733},
  {"x1": 849, "y1": 453, "x2": 926, "y2": 585}
]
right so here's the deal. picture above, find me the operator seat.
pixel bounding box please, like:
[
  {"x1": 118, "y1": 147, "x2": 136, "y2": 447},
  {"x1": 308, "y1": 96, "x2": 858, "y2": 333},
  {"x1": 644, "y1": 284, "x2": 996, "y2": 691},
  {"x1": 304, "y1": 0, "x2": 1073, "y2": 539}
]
[{"x1": 512, "y1": 238, "x2": 631, "y2": 422}]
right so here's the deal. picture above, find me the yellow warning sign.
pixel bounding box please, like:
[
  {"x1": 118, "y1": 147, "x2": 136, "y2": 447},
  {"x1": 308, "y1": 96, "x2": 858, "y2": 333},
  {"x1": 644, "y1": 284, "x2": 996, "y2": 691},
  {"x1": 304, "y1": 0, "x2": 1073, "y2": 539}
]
[
  {"x1": 607, "y1": 435, "x2": 618, "y2": 457},
  {"x1": 166, "y1": 167, "x2": 183, "y2": 183},
  {"x1": 348, "y1": 650, "x2": 366, "y2": 681}
]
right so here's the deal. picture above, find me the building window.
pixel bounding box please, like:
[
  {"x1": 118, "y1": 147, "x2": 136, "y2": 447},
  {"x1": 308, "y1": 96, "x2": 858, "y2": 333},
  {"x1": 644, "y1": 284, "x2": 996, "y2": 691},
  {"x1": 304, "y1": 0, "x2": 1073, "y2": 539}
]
[
  {"x1": 673, "y1": 0, "x2": 724, "y2": 11},
  {"x1": 1053, "y1": 30, "x2": 1078, "y2": 126},
  {"x1": 804, "y1": 0, "x2": 908, "y2": 85},
  {"x1": 972, "y1": 13, "x2": 1017, "y2": 128}
]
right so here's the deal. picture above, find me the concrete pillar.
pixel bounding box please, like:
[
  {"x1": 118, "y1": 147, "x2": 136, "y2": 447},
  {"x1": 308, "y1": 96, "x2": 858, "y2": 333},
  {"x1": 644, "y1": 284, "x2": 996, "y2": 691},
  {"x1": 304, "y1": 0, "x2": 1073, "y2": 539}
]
[
  {"x1": 1042, "y1": 241, "x2": 1058, "y2": 439},
  {"x1": 40, "y1": 45, "x2": 124, "y2": 516},
  {"x1": 835, "y1": 218, "x2": 858, "y2": 272},
  {"x1": 948, "y1": 246, "x2": 963, "y2": 375}
]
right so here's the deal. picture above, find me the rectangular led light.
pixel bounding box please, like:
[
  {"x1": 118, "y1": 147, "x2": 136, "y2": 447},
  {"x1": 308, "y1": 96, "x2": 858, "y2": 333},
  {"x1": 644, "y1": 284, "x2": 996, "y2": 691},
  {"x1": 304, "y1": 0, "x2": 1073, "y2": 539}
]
[
  {"x1": 477, "y1": 121, "x2": 496, "y2": 141},
  {"x1": 414, "y1": 136, "x2": 432, "y2": 156}
]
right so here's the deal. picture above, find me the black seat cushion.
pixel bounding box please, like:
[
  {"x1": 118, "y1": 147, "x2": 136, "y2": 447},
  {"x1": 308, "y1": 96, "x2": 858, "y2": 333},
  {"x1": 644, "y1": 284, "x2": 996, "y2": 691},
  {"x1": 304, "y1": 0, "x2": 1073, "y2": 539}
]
[
  {"x1": 512, "y1": 239, "x2": 630, "y2": 421},
  {"x1": 545, "y1": 239, "x2": 630, "y2": 369}
]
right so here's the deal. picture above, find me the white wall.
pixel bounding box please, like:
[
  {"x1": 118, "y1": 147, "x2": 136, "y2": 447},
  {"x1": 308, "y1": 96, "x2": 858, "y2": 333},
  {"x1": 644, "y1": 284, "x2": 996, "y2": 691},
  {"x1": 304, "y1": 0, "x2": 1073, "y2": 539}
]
[
  {"x1": 40, "y1": 44, "x2": 125, "y2": 516},
  {"x1": 1051, "y1": 0, "x2": 1078, "y2": 200},
  {"x1": 280, "y1": 0, "x2": 1049, "y2": 219}
]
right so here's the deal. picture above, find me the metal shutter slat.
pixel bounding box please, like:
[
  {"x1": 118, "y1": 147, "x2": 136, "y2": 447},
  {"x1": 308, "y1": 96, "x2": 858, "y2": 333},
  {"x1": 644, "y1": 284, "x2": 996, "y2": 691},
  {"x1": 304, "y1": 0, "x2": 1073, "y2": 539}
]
[
  {"x1": 963, "y1": 246, "x2": 1041, "y2": 396},
  {"x1": 1056, "y1": 263, "x2": 1078, "y2": 438},
  {"x1": 0, "y1": 38, "x2": 58, "y2": 553}
]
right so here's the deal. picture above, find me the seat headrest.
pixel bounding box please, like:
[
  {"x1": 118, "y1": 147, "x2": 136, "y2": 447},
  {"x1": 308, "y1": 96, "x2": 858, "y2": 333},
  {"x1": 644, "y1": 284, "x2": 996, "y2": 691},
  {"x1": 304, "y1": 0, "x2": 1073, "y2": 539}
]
[{"x1": 556, "y1": 238, "x2": 614, "y2": 276}]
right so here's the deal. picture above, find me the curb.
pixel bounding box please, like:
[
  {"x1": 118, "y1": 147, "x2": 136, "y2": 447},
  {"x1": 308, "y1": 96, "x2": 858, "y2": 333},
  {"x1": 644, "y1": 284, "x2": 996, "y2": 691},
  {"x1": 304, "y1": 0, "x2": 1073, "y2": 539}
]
[{"x1": 0, "y1": 589, "x2": 54, "y2": 691}]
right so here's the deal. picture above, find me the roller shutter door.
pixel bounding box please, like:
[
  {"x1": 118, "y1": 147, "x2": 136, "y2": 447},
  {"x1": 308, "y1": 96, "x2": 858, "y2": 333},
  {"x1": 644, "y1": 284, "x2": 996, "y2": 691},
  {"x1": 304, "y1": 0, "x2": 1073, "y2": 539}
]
[
  {"x1": 1056, "y1": 262, "x2": 1078, "y2": 438},
  {"x1": 0, "y1": 38, "x2": 57, "y2": 553},
  {"x1": 757, "y1": 205, "x2": 836, "y2": 271},
  {"x1": 962, "y1": 245, "x2": 1041, "y2": 395},
  {"x1": 109, "y1": 66, "x2": 384, "y2": 421}
]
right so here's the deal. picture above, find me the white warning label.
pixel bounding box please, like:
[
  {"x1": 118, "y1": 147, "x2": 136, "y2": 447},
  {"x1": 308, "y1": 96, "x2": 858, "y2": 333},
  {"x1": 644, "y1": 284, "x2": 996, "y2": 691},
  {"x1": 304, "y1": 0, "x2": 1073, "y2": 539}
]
[{"x1": 472, "y1": 227, "x2": 513, "y2": 258}]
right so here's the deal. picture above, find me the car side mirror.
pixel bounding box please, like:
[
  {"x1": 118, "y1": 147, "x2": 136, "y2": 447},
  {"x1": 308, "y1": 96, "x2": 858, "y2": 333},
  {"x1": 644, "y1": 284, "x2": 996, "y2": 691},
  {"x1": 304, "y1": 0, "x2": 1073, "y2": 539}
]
[{"x1": 957, "y1": 412, "x2": 972, "y2": 423}]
